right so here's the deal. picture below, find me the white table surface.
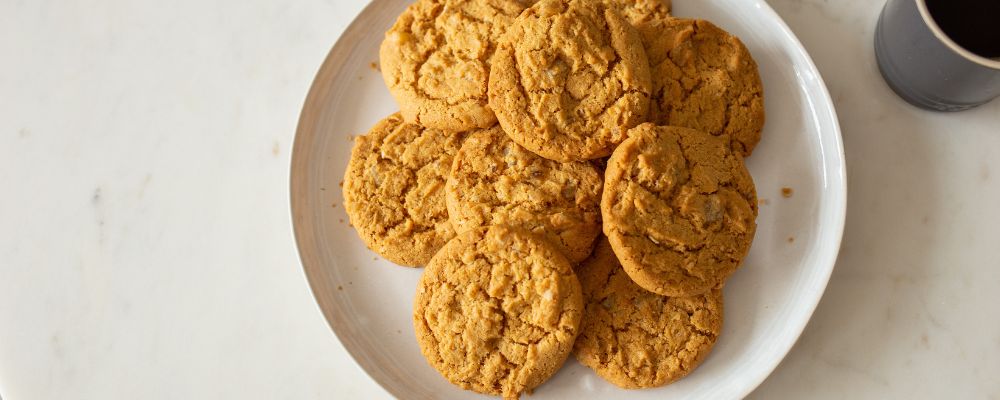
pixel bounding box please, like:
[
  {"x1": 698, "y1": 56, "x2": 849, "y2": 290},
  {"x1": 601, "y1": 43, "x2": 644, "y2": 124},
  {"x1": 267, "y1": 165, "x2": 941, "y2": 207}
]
[{"x1": 2, "y1": 0, "x2": 998, "y2": 399}]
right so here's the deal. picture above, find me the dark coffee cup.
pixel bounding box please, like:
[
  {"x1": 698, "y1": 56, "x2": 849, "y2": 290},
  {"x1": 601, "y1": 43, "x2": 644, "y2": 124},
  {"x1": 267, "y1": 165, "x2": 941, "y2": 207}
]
[{"x1": 875, "y1": 0, "x2": 1000, "y2": 111}]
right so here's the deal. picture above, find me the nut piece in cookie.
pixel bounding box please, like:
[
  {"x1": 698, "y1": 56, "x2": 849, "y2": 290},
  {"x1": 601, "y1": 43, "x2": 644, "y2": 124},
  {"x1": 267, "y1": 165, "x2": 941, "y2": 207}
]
[
  {"x1": 646, "y1": 18, "x2": 765, "y2": 156},
  {"x1": 446, "y1": 126, "x2": 603, "y2": 263},
  {"x1": 413, "y1": 225, "x2": 583, "y2": 399},
  {"x1": 602, "y1": 123, "x2": 757, "y2": 297},
  {"x1": 574, "y1": 237, "x2": 723, "y2": 389},
  {"x1": 342, "y1": 113, "x2": 465, "y2": 267},
  {"x1": 488, "y1": 0, "x2": 652, "y2": 162},
  {"x1": 379, "y1": 0, "x2": 528, "y2": 131}
]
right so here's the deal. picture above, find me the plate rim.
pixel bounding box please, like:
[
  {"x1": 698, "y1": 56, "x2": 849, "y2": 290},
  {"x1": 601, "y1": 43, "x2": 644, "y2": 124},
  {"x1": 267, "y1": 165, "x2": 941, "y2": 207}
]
[
  {"x1": 728, "y1": 1, "x2": 848, "y2": 398},
  {"x1": 290, "y1": 0, "x2": 395, "y2": 395},
  {"x1": 289, "y1": 0, "x2": 848, "y2": 398}
]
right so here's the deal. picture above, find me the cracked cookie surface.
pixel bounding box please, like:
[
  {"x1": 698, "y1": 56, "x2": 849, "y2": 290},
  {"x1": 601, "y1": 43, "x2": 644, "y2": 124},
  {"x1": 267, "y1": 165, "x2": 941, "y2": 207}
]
[
  {"x1": 526, "y1": 0, "x2": 672, "y2": 16},
  {"x1": 488, "y1": 0, "x2": 652, "y2": 162},
  {"x1": 414, "y1": 225, "x2": 583, "y2": 399},
  {"x1": 602, "y1": 124, "x2": 757, "y2": 297},
  {"x1": 646, "y1": 18, "x2": 765, "y2": 156},
  {"x1": 342, "y1": 113, "x2": 465, "y2": 266},
  {"x1": 379, "y1": 0, "x2": 528, "y2": 131},
  {"x1": 601, "y1": 0, "x2": 673, "y2": 64},
  {"x1": 602, "y1": 0, "x2": 671, "y2": 24},
  {"x1": 574, "y1": 237, "x2": 722, "y2": 388},
  {"x1": 446, "y1": 126, "x2": 603, "y2": 263}
]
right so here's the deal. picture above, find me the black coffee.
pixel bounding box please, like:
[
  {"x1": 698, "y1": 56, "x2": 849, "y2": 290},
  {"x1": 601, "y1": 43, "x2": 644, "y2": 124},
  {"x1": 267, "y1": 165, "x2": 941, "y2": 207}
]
[{"x1": 925, "y1": 0, "x2": 1000, "y2": 59}]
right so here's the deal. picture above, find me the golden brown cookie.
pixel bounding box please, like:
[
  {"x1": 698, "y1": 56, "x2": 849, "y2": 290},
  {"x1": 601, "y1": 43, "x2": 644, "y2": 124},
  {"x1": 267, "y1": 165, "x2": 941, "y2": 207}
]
[
  {"x1": 446, "y1": 126, "x2": 603, "y2": 263},
  {"x1": 574, "y1": 237, "x2": 723, "y2": 389},
  {"x1": 602, "y1": 124, "x2": 757, "y2": 297},
  {"x1": 379, "y1": 0, "x2": 528, "y2": 131},
  {"x1": 488, "y1": 0, "x2": 652, "y2": 162},
  {"x1": 646, "y1": 18, "x2": 765, "y2": 156},
  {"x1": 414, "y1": 225, "x2": 583, "y2": 399},
  {"x1": 342, "y1": 113, "x2": 465, "y2": 267}
]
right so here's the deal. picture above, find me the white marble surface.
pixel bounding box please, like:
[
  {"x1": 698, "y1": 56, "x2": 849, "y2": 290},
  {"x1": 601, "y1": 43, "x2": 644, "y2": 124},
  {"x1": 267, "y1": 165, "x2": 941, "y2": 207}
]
[{"x1": 1, "y1": 0, "x2": 997, "y2": 399}]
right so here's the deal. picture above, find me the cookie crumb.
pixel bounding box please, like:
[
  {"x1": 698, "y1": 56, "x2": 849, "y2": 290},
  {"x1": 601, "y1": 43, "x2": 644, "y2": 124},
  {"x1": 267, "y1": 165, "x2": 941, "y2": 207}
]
[
  {"x1": 337, "y1": 285, "x2": 343, "y2": 291},
  {"x1": 331, "y1": 203, "x2": 337, "y2": 208},
  {"x1": 781, "y1": 187, "x2": 793, "y2": 198},
  {"x1": 787, "y1": 236, "x2": 794, "y2": 243},
  {"x1": 370, "y1": 61, "x2": 380, "y2": 71},
  {"x1": 348, "y1": 134, "x2": 355, "y2": 141},
  {"x1": 759, "y1": 198, "x2": 769, "y2": 206},
  {"x1": 339, "y1": 219, "x2": 344, "y2": 223},
  {"x1": 338, "y1": 180, "x2": 344, "y2": 187},
  {"x1": 320, "y1": 187, "x2": 326, "y2": 191}
]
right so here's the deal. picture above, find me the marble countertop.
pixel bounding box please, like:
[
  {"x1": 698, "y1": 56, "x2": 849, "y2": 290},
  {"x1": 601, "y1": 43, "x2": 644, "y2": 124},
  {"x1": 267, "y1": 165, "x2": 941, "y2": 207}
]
[{"x1": 2, "y1": 0, "x2": 998, "y2": 398}]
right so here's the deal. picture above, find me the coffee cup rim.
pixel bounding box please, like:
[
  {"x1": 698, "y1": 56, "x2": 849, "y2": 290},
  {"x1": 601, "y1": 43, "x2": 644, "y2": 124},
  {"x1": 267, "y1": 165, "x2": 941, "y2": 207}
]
[{"x1": 916, "y1": 0, "x2": 1000, "y2": 70}]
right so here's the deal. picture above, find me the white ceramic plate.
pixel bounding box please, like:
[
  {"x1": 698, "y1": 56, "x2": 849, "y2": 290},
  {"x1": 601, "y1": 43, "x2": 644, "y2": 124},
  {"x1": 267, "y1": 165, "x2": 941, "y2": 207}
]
[{"x1": 291, "y1": 0, "x2": 846, "y2": 398}]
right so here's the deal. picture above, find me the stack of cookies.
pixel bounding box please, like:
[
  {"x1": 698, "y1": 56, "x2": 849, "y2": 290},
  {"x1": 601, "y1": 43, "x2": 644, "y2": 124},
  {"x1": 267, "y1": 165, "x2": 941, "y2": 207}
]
[{"x1": 343, "y1": 0, "x2": 764, "y2": 397}]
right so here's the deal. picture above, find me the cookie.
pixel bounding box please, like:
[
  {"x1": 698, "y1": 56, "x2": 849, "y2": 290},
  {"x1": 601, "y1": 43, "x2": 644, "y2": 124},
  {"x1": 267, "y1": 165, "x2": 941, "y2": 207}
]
[
  {"x1": 602, "y1": 124, "x2": 757, "y2": 297},
  {"x1": 646, "y1": 18, "x2": 765, "y2": 156},
  {"x1": 342, "y1": 113, "x2": 465, "y2": 267},
  {"x1": 413, "y1": 225, "x2": 583, "y2": 399},
  {"x1": 488, "y1": 0, "x2": 652, "y2": 162},
  {"x1": 574, "y1": 237, "x2": 723, "y2": 389},
  {"x1": 446, "y1": 126, "x2": 603, "y2": 263},
  {"x1": 379, "y1": 0, "x2": 528, "y2": 131}
]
